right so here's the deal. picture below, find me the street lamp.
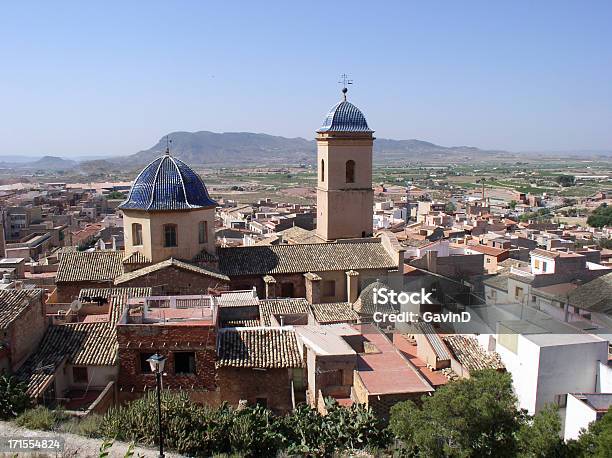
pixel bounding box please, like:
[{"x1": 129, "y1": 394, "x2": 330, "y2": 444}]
[{"x1": 147, "y1": 354, "x2": 166, "y2": 458}]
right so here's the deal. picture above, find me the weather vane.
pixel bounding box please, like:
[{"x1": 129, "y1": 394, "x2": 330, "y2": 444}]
[
  {"x1": 338, "y1": 73, "x2": 353, "y2": 100},
  {"x1": 165, "y1": 136, "x2": 172, "y2": 155}
]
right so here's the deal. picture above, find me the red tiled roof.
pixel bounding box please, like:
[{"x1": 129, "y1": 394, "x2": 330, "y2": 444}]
[
  {"x1": 354, "y1": 324, "x2": 434, "y2": 396},
  {"x1": 466, "y1": 244, "x2": 509, "y2": 257}
]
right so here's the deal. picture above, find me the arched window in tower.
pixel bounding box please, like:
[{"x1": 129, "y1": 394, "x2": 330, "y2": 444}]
[
  {"x1": 321, "y1": 159, "x2": 325, "y2": 182},
  {"x1": 346, "y1": 160, "x2": 355, "y2": 183},
  {"x1": 131, "y1": 223, "x2": 143, "y2": 246},
  {"x1": 163, "y1": 224, "x2": 178, "y2": 247}
]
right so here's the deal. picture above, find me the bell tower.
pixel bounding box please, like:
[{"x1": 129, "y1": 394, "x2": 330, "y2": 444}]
[{"x1": 315, "y1": 84, "x2": 374, "y2": 241}]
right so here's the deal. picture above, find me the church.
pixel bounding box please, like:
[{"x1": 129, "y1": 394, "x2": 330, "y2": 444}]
[{"x1": 54, "y1": 89, "x2": 404, "y2": 305}]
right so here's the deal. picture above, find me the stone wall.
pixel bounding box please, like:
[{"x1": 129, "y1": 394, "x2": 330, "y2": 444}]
[{"x1": 217, "y1": 367, "x2": 296, "y2": 414}]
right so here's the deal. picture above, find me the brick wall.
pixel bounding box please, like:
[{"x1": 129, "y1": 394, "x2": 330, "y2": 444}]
[
  {"x1": 218, "y1": 367, "x2": 295, "y2": 414},
  {"x1": 116, "y1": 323, "x2": 217, "y2": 394},
  {"x1": 117, "y1": 266, "x2": 229, "y2": 296},
  {"x1": 9, "y1": 293, "x2": 47, "y2": 371},
  {"x1": 56, "y1": 281, "x2": 114, "y2": 303}
]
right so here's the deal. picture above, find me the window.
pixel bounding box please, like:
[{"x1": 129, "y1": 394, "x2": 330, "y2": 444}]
[
  {"x1": 280, "y1": 282, "x2": 294, "y2": 297},
  {"x1": 323, "y1": 280, "x2": 335, "y2": 297},
  {"x1": 72, "y1": 366, "x2": 88, "y2": 384},
  {"x1": 345, "y1": 160, "x2": 355, "y2": 183},
  {"x1": 174, "y1": 352, "x2": 196, "y2": 375},
  {"x1": 321, "y1": 159, "x2": 325, "y2": 182},
  {"x1": 554, "y1": 394, "x2": 567, "y2": 408},
  {"x1": 163, "y1": 224, "x2": 177, "y2": 247},
  {"x1": 198, "y1": 221, "x2": 208, "y2": 244},
  {"x1": 534, "y1": 259, "x2": 540, "y2": 269},
  {"x1": 132, "y1": 223, "x2": 143, "y2": 246},
  {"x1": 140, "y1": 352, "x2": 155, "y2": 374},
  {"x1": 542, "y1": 261, "x2": 548, "y2": 272},
  {"x1": 515, "y1": 286, "x2": 523, "y2": 298}
]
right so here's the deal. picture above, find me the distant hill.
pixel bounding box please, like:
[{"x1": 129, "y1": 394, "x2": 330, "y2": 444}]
[
  {"x1": 18, "y1": 155, "x2": 78, "y2": 170},
  {"x1": 127, "y1": 131, "x2": 315, "y2": 166},
  {"x1": 125, "y1": 131, "x2": 511, "y2": 166}
]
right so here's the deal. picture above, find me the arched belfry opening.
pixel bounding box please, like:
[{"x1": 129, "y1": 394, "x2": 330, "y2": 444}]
[{"x1": 346, "y1": 160, "x2": 355, "y2": 183}]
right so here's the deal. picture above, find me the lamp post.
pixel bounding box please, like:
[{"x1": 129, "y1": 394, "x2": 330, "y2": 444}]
[{"x1": 147, "y1": 354, "x2": 166, "y2": 458}]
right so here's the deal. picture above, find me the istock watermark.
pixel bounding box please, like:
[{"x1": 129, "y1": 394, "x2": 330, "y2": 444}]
[
  {"x1": 371, "y1": 286, "x2": 472, "y2": 324},
  {"x1": 372, "y1": 287, "x2": 433, "y2": 306}
]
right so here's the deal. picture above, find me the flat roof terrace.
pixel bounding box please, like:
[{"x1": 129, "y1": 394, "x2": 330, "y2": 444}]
[{"x1": 355, "y1": 324, "x2": 434, "y2": 396}]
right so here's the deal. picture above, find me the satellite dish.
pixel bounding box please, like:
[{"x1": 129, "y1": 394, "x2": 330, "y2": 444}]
[{"x1": 69, "y1": 300, "x2": 82, "y2": 312}]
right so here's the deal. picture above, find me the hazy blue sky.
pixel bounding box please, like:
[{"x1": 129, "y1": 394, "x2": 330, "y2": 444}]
[{"x1": 1, "y1": 1, "x2": 611, "y2": 156}]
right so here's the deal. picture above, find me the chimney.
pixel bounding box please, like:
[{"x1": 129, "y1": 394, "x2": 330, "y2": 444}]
[
  {"x1": 304, "y1": 272, "x2": 322, "y2": 304},
  {"x1": 263, "y1": 275, "x2": 277, "y2": 299},
  {"x1": 346, "y1": 270, "x2": 360, "y2": 303}
]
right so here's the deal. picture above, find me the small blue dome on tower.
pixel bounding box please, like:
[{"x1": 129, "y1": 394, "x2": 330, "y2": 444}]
[
  {"x1": 318, "y1": 99, "x2": 373, "y2": 133},
  {"x1": 119, "y1": 154, "x2": 217, "y2": 211}
]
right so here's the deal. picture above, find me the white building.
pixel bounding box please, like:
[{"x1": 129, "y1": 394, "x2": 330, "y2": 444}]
[
  {"x1": 564, "y1": 393, "x2": 612, "y2": 441},
  {"x1": 494, "y1": 330, "x2": 609, "y2": 414}
]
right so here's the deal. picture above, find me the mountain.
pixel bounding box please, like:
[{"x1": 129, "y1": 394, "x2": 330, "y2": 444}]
[
  {"x1": 127, "y1": 131, "x2": 315, "y2": 166},
  {"x1": 10, "y1": 155, "x2": 78, "y2": 170},
  {"x1": 126, "y1": 131, "x2": 510, "y2": 166}
]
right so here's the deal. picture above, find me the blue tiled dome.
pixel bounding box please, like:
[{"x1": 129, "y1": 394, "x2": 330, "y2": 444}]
[
  {"x1": 119, "y1": 154, "x2": 217, "y2": 211},
  {"x1": 318, "y1": 100, "x2": 373, "y2": 133}
]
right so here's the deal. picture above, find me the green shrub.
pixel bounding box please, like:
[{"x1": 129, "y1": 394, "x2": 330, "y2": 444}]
[
  {"x1": 15, "y1": 406, "x2": 66, "y2": 431},
  {"x1": 0, "y1": 375, "x2": 31, "y2": 420},
  {"x1": 100, "y1": 392, "x2": 389, "y2": 457},
  {"x1": 62, "y1": 413, "x2": 103, "y2": 438}
]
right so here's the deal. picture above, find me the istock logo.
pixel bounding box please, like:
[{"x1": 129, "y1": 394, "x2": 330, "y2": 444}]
[{"x1": 372, "y1": 287, "x2": 434, "y2": 306}]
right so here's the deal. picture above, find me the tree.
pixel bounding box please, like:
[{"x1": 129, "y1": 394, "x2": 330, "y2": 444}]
[
  {"x1": 389, "y1": 370, "x2": 522, "y2": 457},
  {"x1": 571, "y1": 409, "x2": 612, "y2": 457},
  {"x1": 587, "y1": 204, "x2": 612, "y2": 228},
  {"x1": 596, "y1": 237, "x2": 612, "y2": 249},
  {"x1": 106, "y1": 191, "x2": 125, "y2": 199},
  {"x1": 0, "y1": 375, "x2": 31, "y2": 420},
  {"x1": 517, "y1": 405, "x2": 569, "y2": 457},
  {"x1": 555, "y1": 175, "x2": 576, "y2": 187},
  {"x1": 444, "y1": 202, "x2": 456, "y2": 213},
  {"x1": 509, "y1": 200, "x2": 518, "y2": 210}
]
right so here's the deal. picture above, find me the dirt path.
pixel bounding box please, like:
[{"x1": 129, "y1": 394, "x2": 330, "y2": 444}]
[{"x1": 0, "y1": 421, "x2": 184, "y2": 457}]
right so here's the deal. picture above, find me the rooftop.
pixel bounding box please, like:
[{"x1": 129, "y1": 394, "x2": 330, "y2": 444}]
[
  {"x1": 56, "y1": 250, "x2": 124, "y2": 283},
  {"x1": 317, "y1": 98, "x2": 373, "y2": 134},
  {"x1": 216, "y1": 328, "x2": 303, "y2": 369},
  {"x1": 443, "y1": 334, "x2": 505, "y2": 372},
  {"x1": 355, "y1": 324, "x2": 434, "y2": 396},
  {"x1": 218, "y1": 240, "x2": 397, "y2": 276},
  {"x1": 0, "y1": 289, "x2": 43, "y2": 329},
  {"x1": 259, "y1": 298, "x2": 311, "y2": 326},
  {"x1": 571, "y1": 393, "x2": 612, "y2": 412},
  {"x1": 17, "y1": 292, "x2": 130, "y2": 398},
  {"x1": 310, "y1": 302, "x2": 359, "y2": 324},
  {"x1": 118, "y1": 154, "x2": 217, "y2": 211},
  {"x1": 295, "y1": 325, "x2": 356, "y2": 356}
]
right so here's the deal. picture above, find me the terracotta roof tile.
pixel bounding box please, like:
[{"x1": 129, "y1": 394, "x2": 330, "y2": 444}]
[
  {"x1": 443, "y1": 335, "x2": 505, "y2": 372},
  {"x1": 122, "y1": 252, "x2": 151, "y2": 264},
  {"x1": 311, "y1": 302, "x2": 359, "y2": 324},
  {"x1": 56, "y1": 250, "x2": 124, "y2": 283},
  {"x1": 17, "y1": 293, "x2": 130, "y2": 398},
  {"x1": 218, "y1": 241, "x2": 397, "y2": 276},
  {"x1": 0, "y1": 289, "x2": 43, "y2": 329},
  {"x1": 216, "y1": 328, "x2": 303, "y2": 368},
  {"x1": 259, "y1": 298, "x2": 311, "y2": 326}
]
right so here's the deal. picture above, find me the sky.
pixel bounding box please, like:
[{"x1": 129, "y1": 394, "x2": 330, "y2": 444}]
[{"x1": 1, "y1": 1, "x2": 611, "y2": 157}]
